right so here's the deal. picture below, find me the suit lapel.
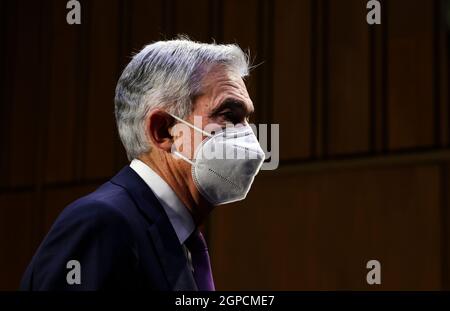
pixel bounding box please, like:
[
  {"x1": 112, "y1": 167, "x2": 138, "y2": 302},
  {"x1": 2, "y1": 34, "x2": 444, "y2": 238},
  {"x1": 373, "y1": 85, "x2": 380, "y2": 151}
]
[
  {"x1": 148, "y1": 223, "x2": 197, "y2": 290},
  {"x1": 111, "y1": 166, "x2": 197, "y2": 291}
]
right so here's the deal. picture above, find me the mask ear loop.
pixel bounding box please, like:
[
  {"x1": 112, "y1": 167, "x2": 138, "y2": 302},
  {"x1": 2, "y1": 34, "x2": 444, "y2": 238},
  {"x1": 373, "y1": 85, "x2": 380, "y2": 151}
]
[
  {"x1": 168, "y1": 113, "x2": 213, "y2": 165},
  {"x1": 172, "y1": 150, "x2": 195, "y2": 165},
  {"x1": 169, "y1": 113, "x2": 213, "y2": 138}
]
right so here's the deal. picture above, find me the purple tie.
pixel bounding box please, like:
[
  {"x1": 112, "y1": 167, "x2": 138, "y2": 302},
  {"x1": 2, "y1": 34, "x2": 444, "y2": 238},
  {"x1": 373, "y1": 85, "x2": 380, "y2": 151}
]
[{"x1": 185, "y1": 229, "x2": 215, "y2": 291}]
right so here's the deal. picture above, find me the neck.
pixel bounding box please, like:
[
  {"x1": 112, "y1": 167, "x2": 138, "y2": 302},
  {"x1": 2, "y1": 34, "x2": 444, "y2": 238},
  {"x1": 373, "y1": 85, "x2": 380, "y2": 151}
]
[{"x1": 139, "y1": 151, "x2": 214, "y2": 225}]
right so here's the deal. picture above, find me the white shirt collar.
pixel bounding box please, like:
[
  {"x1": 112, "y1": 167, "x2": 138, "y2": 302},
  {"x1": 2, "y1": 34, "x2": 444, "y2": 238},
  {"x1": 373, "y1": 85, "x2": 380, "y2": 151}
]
[{"x1": 129, "y1": 159, "x2": 195, "y2": 244}]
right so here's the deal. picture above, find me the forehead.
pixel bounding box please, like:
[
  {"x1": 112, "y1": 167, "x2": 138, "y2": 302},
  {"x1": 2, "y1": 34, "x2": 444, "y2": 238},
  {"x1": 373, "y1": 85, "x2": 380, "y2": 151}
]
[{"x1": 199, "y1": 65, "x2": 253, "y2": 112}]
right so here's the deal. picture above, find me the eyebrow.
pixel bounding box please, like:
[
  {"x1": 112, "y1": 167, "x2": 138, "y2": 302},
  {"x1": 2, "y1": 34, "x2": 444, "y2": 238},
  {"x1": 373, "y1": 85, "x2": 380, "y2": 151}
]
[{"x1": 209, "y1": 98, "x2": 254, "y2": 118}]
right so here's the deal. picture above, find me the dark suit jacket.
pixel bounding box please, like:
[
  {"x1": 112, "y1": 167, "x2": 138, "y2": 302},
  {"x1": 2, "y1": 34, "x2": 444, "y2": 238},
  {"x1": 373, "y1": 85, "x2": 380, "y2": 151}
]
[{"x1": 20, "y1": 166, "x2": 198, "y2": 290}]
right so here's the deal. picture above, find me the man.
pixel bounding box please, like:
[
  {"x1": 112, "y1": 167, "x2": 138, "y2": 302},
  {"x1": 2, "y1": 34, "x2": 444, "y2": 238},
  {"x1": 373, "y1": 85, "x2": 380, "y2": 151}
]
[{"x1": 20, "y1": 38, "x2": 265, "y2": 290}]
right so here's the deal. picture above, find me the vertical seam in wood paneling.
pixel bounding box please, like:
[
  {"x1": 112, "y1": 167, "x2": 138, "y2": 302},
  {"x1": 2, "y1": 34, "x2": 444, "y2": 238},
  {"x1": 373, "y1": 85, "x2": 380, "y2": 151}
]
[
  {"x1": 75, "y1": 0, "x2": 91, "y2": 181},
  {"x1": 257, "y1": 0, "x2": 274, "y2": 124},
  {"x1": 0, "y1": 0, "x2": 5, "y2": 183},
  {"x1": 310, "y1": 0, "x2": 318, "y2": 159},
  {"x1": 442, "y1": 0, "x2": 450, "y2": 148},
  {"x1": 209, "y1": 0, "x2": 223, "y2": 42},
  {"x1": 381, "y1": 0, "x2": 389, "y2": 152},
  {"x1": 33, "y1": 0, "x2": 53, "y2": 246},
  {"x1": 321, "y1": 0, "x2": 329, "y2": 158},
  {"x1": 434, "y1": 0, "x2": 442, "y2": 147},
  {"x1": 315, "y1": 0, "x2": 325, "y2": 159},
  {"x1": 439, "y1": 164, "x2": 449, "y2": 289},
  {"x1": 1, "y1": 1, "x2": 16, "y2": 186},
  {"x1": 117, "y1": 0, "x2": 132, "y2": 74},
  {"x1": 447, "y1": 0, "x2": 450, "y2": 148},
  {"x1": 369, "y1": 24, "x2": 376, "y2": 153},
  {"x1": 162, "y1": 0, "x2": 175, "y2": 38}
]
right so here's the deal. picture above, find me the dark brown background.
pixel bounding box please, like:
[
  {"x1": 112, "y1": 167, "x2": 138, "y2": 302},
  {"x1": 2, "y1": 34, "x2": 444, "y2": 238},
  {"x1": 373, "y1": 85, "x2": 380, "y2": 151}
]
[{"x1": 0, "y1": 0, "x2": 449, "y2": 290}]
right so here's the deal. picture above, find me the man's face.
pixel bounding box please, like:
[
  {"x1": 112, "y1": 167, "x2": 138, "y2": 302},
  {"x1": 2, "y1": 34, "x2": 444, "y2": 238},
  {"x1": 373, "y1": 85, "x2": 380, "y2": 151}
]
[{"x1": 173, "y1": 65, "x2": 255, "y2": 159}]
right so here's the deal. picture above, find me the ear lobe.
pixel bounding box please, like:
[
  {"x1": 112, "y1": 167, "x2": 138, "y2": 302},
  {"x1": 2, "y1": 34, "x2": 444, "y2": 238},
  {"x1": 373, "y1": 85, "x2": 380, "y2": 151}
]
[{"x1": 146, "y1": 109, "x2": 175, "y2": 152}]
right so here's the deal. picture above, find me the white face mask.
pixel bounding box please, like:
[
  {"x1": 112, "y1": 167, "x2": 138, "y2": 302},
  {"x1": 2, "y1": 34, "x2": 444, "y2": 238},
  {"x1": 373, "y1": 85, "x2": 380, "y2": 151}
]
[{"x1": 169, "y1": 114, "x2": 266, "y2": 205}]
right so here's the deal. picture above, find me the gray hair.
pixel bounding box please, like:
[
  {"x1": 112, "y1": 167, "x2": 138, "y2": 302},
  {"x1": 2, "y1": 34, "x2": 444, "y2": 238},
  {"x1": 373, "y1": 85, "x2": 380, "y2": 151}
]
[{"x1": 114, "y1": 37, "x2": 250, "y2": 160}]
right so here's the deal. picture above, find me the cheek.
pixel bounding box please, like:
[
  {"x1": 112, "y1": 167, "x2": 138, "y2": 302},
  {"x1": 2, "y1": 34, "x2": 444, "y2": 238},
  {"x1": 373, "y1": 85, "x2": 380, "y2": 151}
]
[
  {"x1": 178, "y1": 156, "x2": 193, "y2": 179},
  {"x1": 173, "y1": 127, "x2": 206, "y2": 160}
]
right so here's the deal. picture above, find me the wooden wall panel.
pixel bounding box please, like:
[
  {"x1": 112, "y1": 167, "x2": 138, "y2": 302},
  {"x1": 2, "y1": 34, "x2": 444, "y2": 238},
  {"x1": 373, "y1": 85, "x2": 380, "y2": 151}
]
[
  {"x1": 174, "y1": 0, "x2": 210, "y2": 42},
  {"x1": 439, "y1": 2, "x2": 449, "y2": 146},
  {"x1": 44, "y1": 0, "x2": 81, "y2": 183},
  {"x1": 3, "y1": 1, "x2": 43, "y2": 187},
  {"x1": 210, "y1": 165, "x2": 442, "y2": 290},
  {"x1": 222, "y1": 0, "x2": 260, "y2": 120},
  {"x1": 272, "y1": 0, "x2": 312, "y2": 160},
  {"x1": 0, "y1": 0, "x2": 12, "y2": 187},
  {"x1": 443, "y1": 164, "x2": 450, "y2": 290},
  {"x1": 83, "y1": 0, "x2": 120, "y2": 179},
  {"x1": 327, "y1": 0, "x2": 370, "y2": 155},
  {"x1": 371, "y1": 13, "x2": 385, "y2": 152},
  {"x1": 0, "y1": 193, "x2": 33, "y2": 290},
  {"x1": 387, "y1": 0, "x2": 435, "y2": 149},
  {"x1": 127, "y1": 0, "x2": 163, "y2": 52}
]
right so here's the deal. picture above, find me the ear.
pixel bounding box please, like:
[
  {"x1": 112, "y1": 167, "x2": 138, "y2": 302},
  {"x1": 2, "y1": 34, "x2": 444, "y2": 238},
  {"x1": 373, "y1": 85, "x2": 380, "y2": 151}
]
[{"x1": 146, "y1": 109, "x2": 175, "y2": 152}]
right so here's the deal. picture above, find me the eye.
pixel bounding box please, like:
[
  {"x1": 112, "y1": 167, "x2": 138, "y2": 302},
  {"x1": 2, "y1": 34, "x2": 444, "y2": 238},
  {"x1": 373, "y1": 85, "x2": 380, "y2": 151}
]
[
  {"x1": 220, "y1": 111, "x2": 239, "y2": 124},
  {"x1": 221, "y1": 111, "x2": 233, "y2": 119}
]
